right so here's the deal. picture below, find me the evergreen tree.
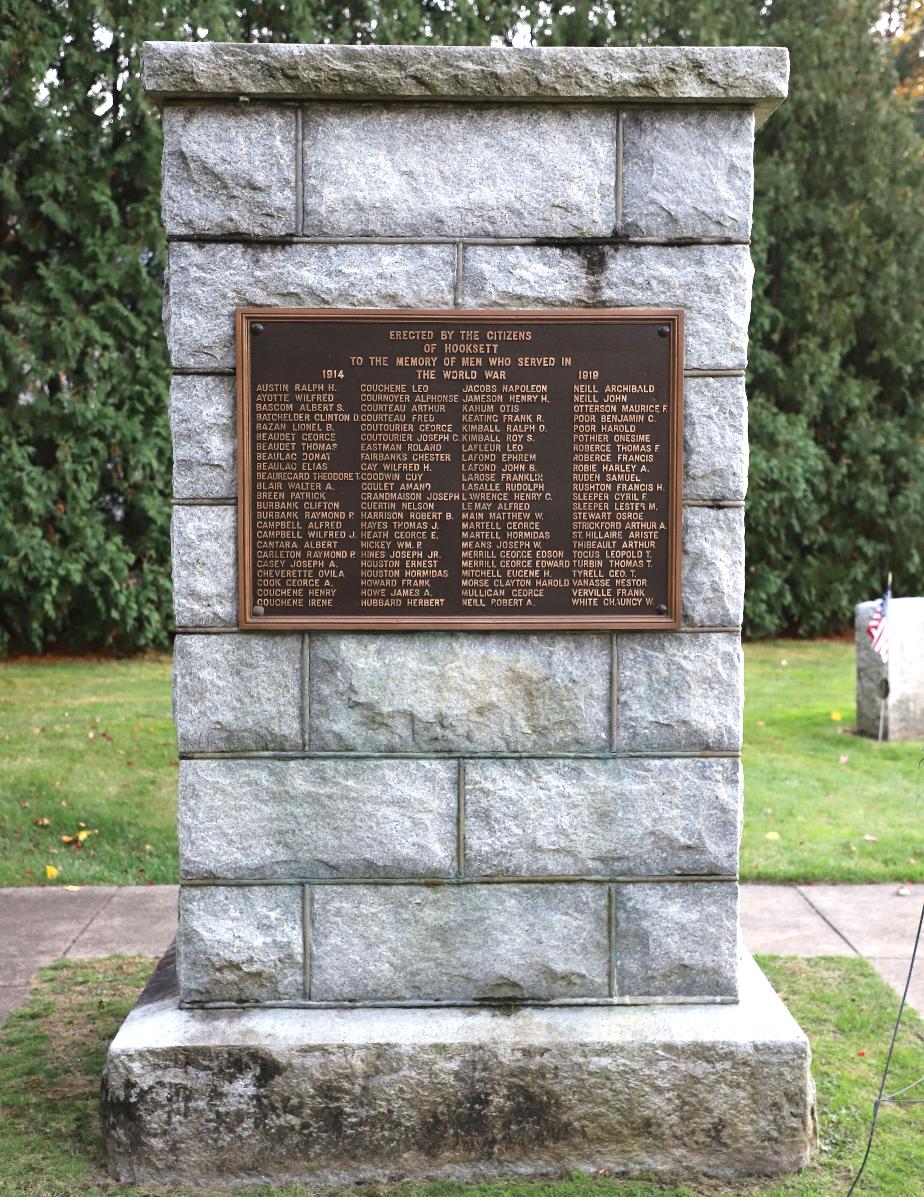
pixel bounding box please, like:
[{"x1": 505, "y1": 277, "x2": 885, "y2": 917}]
[{"x1": 0, "y1": 0, "x2": 519, "y2": 656}]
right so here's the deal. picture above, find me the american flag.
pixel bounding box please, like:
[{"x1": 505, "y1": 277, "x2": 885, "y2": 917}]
[{"x1": 867, "y1": 581, "x2": 891, "y2": 663}]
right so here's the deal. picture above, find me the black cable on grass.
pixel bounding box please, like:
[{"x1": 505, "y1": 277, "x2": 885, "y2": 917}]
[{"x1": 846, "y1": 901, "x2": 924, "y2": 1195}]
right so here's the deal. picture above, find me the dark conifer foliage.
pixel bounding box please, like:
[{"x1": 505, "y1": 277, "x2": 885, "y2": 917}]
[{"x1": 1, "y1": 0, "x2": 921, "y2": 650}]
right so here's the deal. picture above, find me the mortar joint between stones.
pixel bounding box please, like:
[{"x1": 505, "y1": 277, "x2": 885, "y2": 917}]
[{"x1": 454, "y1": 243, "x2": 465, "y2": 307}]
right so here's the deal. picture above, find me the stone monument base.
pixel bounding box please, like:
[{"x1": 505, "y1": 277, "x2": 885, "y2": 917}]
[{"x1": 102, "y1": 949, "x2": 815, "y2": 1187}]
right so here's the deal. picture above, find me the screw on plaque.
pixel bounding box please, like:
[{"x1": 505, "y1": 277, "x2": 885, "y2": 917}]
[
  {"x1": 655, "y1": 603, "x2": 668, "y2": 615},
  {"x1": 253, "y1": 605, "x2": 265, "y2": 616},
  {"x1": 252, "y1": 323, "x2": 264, "y2": 335},
  {"x1": 657, "y1": 325, "x2": 670, "y2": 338}
]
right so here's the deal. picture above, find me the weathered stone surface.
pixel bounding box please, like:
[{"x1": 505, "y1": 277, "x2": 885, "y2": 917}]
[
  {"x1": 615, "y1": 632, "x2": 743, "y2": 752},
  {"x1": 462, "y1": 244, "x2": 753, "y2": 371},
  {"x1": 173, "y1": 634, "x2": 302, "y2": 754},
  {"x1": 302, "y1": 104, "x2": 617, "y2": 238},
  {"x1": 308, "y1": 633, "x2": 610, "y2": 752},
  {"x1": 178, "y1": 885, "x2": 303, "y2": 1003},
  {"x1": 856, "y1": 597, "x2": 924, "y2": 740},
  {"x1": 855, "y1": 601, "x2": 883, "y2": 738},
  {"x1": 310, "y1": 883, "x2": 608, "y2": 1002},
  {"x1": 615, "y1": 881, "x2": 738, "y2": 998},
  {"x1": 161, "y1": 103, "x2": 295, "y2": 236},
  {"x1": 622, "y1": 107, "x2": 753, "y2": 240},
  {"x1": 179, "y1": 758, "x2": 456, "y2": 879},
  {"x1": 102, "y1": 950, "x2": 815, "y2": 1186},
  {"x1": 682, "y1": 506, "x2": 745, "y2": 627},
  {"x1": 683, "y1": 375, "x2": 748, "y2": 502},
  {"x1": 464, "y1": 757, "x2": 740, "y2": 878},
  {"x1": 171, "y1": 505, "x2": 237, "y2": 628},
  {"x1": 143, "y1": 43, "x2": 790, "y2": 126},
  {"x1": 166, "y1": 242, "x2": 455, "y2": 369},
  {"x1": 169, "y1": 375, "x2": 236, "y2": 500}
]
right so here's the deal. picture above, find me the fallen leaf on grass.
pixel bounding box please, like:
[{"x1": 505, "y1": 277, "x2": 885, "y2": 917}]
[
  {"x1": 33, "y1": 817, "x2": 51, "y2": 828},
  {"x1": 44, "y1": 865, "x2": 58, "y2": 881},
  {"x1": 831, "y1": 711, "x2": 843, "y2": 722},
  {"x1": 765, "y1": 831, "x2": 781, "y2": 842},
  {"x1": 87, "y1": 731, "x2": 95, "y2": 740},
  {"x1": 863, "y1": 834, "x2": 878, "y2": 842},
  {"x1": 908, "y1": 858, "x2": 917, "y2": 866},
  {"x1": 839, "y1": 754, "x2": 849, "y2": 765},
  {"x1": 61, "y1": 829, "x2": 98, "y2": 848}
]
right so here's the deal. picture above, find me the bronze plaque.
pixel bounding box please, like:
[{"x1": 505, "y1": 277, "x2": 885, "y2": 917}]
[{"x1": 236, "y1": 308, "x2": 683, "y2": 630}]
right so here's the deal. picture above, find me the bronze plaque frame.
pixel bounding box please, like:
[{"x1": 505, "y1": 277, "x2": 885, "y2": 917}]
[{"x1": 236, "y1": 307, "x2": 683, "y2": 632}]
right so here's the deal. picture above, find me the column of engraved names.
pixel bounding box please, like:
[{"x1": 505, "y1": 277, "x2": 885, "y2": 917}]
[
  {"x1": 358, "y1": 380, "x2": 457, "y2": 609},
  {"x1": 460, "y1": 360, "x2": 570, "y2": 608},
  {"x1": 571, "y1": 380, "x2": 668, "y2": 610},
  {"x1": 253, "y1": 381, "x2": 354, "y2": 612}
]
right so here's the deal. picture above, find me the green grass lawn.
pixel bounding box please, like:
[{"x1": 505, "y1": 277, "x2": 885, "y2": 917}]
[
  {"x1": 0, "y1": 954, "x2": 922, "y2": 1196},
  {"x1": 1, "y1": 640, "x2": 922, "y2": 886},
  {"x1": 742, "y1": 639, "x2": 924, "y2": 884},
  {"x1": 0, "y1": 656, "x2": 177, "y2": 887}
]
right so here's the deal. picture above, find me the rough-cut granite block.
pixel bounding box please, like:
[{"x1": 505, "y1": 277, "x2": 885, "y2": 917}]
[
  {"x1": 683, "y1": 375, "x2": 748, "y2": 502},
  {"x1": 464, "y1": 756, "x2": 740, "y2": 878},
  {"x1": 178, "y1": 885, "x2": 303, "y2": 1004},
  {"x1": 302, "y1": 104, "x2": 617, "y2": 238},
  {"x1": 104, "y1": 950, "x2": 814, "y2": 1186},
  {"x1": 166, "y1": 242, "x2": 455, "y2": 369},
  {"x1": 161, "y1": 103, "x2": 296, "y2": 236},
  {"x1": 682, "y1": 506, "x2": 745, "y2": 627},
  {"x1": 615, "y1": 632, "x2": 743, "y2": 752},
  {"x1": 308, "y1": 633, "x2": 610, "y2": 752},
  {"x1": 310, "y1": 883, "x2": 608, "y2": 1002},
  {"x1": 107, "y1": 948, "x2": 814, "y2": 1185},
  {"x1": 856, "y1": 597, "x2": 924, "y2": 740},
  {"x1": 170, "y1": 375, "x2": 236, "y2": 500},
  {"x1": 179, "y1": 758, "x2": 457, "y2": 879},
  {"x1": 621, "y1": 107, "x2": 754, "y2": 240},
  {"x1": 143, "y1": 43, "x2": 791, "y2": 126},
  {"x1": 615, "y1": 881, "x2": 738, "y2": 998},
  {"x1": 173, "y1": 634, "x2": 302, "y2": 754},
  {"x1": 171, "y1": 505, "x2": 237, "y2": 628},
  {"x1": 462, "y1": 244, "x2": 753, "y2": 371}
]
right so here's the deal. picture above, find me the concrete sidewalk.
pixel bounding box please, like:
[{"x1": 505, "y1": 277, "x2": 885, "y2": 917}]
[
  {"x1": 741, "y1": 883, "x2": 924, "y2": 1014},
  {"x1": 0, "y1": 885, "x2": 178, "y2": 1023},
  {"x1": 1, "y1": 883, "x2": 922, "y2": 1024}
]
